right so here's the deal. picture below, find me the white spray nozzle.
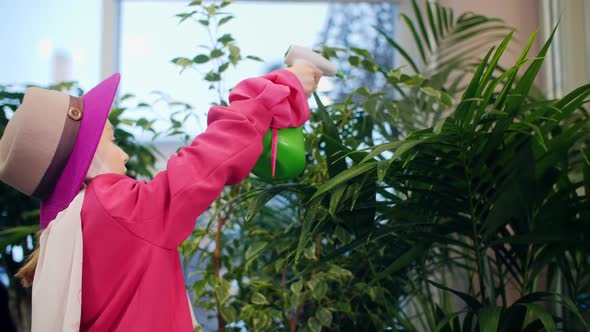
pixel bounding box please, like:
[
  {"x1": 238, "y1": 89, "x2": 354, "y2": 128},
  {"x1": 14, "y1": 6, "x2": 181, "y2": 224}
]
[{"x1": 284, "y1": 45, "x2": 339, "y2": 77}]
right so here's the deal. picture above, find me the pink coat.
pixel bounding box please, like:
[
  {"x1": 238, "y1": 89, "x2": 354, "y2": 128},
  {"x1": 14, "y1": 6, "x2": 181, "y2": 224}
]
[{"x1": 78, "y1": 70, "x2": 309, "y2": 331}]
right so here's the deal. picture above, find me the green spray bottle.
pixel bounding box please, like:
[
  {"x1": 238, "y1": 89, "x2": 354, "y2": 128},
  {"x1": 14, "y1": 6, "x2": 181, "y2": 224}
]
[{"x1": 251, "y1": 45, "x2": 341, "y2": 180}]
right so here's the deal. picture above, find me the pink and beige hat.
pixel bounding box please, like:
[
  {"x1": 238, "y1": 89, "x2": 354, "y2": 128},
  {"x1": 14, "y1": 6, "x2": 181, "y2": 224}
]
[{"x1": 0, "y1": 73, "x2": 120, "y2": 228}]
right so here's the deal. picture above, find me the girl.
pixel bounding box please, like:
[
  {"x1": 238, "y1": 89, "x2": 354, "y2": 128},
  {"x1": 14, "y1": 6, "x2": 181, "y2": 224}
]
[{"x1": 0, "y1": 63, "x2": 322, "y2": 331}]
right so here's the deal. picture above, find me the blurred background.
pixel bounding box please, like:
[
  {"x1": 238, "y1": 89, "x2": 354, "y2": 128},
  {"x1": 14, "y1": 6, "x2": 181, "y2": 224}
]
[{"x1": 2, "y1": 0, "x2": 589, "y2": 131}]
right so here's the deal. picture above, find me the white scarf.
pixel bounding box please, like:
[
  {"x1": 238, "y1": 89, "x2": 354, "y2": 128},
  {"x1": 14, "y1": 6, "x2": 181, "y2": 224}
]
[
  {"x1": 32, "y1": 189, "x2": 85, "y2": 332},
  {"x1": 31, "y1": 187, "x2": 199, "y2": 331}
]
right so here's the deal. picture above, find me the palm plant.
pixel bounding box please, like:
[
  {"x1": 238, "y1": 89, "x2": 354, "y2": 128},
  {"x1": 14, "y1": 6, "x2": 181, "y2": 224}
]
[{"x1": 276, "y1": 16, "x2": 590, "y2": 331}]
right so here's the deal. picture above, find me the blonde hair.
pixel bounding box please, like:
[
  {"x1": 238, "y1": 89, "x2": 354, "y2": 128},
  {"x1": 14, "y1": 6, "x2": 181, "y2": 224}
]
[{"x1": 15, "y1": 232, "x2": 42, "y2": 287}]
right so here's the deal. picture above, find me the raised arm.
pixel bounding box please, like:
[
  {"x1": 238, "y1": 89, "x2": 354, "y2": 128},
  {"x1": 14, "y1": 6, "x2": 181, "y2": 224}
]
[{"x1": 86, "y1": 69, "x2": 313, "y2": 247}]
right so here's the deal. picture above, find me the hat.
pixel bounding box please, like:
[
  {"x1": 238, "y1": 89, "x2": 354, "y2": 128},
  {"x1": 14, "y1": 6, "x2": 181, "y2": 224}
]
[{"x1": 0, "y1": 73, "x2": 120, "y2": 229}]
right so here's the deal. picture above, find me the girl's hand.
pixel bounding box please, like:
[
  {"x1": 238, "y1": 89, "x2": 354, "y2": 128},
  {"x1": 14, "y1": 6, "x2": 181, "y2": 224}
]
[{"x1": 285, "y1": 63, "x2": 323, "y2": 98}]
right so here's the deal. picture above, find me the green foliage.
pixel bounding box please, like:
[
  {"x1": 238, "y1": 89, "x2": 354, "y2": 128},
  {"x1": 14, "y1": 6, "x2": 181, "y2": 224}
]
[
  {"x1": 178, "y1": 1, "x2": 590, "y2": 331},
  {"x1": 173, "y1": 0, "x2": 261, "y2": 105},
  {"x1": 281, "y1": 17, "x2": 589, "y2": 332}
]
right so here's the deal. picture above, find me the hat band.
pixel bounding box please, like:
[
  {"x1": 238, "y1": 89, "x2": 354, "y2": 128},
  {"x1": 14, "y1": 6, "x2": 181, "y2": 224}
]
[{"x1": 32, "y1": 96, "x2": 83, "y2": 200}]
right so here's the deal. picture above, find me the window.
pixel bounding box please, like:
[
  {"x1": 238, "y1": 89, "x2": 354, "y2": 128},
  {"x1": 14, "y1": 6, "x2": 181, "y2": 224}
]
[
  {"x1": 117, "y1": 1, "x2": 398, "y2": 141},
  {"x1": 0, "y1": 0, "x2": 102, "y2": 90}
]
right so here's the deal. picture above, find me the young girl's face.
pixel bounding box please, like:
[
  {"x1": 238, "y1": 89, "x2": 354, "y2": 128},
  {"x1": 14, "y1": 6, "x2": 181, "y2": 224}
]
[{"x1": 94, "y1": 121, "x2": 129, "y2": 175}]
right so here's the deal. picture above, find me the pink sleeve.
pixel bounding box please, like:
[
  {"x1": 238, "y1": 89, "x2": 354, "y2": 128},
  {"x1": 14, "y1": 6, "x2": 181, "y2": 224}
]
[{"x1": 86, "y1": 69, "x2": 309, "y2": 248}]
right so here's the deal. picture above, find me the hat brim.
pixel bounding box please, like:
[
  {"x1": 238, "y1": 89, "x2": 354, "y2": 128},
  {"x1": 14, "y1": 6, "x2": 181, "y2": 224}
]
[{"x1": 40, "y1": 73, "x2": 120, "y2": 228}]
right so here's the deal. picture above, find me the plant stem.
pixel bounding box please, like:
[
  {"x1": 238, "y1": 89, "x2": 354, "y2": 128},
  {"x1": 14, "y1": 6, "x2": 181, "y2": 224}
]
[
  {"x1": 495, "y1": 249, "x2": 507, "y2": 307},
  {"x1": 460, "y1": 139, "x2": 488, "y2": 304},
  {"x1": 289, "y1": 235, "x2": 323, "y2": 332},
  {"x1": 290, "y1": 304, "x2": 303, "y2": 332},
  {"x1": 215, "y1": 212, "x2": 226, "y2": 332},
  {"x1": 282, "y1": 266, "x2": 287, "y2": 288},
  {"x1": 214, "y1": 185, "x2": 240, "y2": 332}
]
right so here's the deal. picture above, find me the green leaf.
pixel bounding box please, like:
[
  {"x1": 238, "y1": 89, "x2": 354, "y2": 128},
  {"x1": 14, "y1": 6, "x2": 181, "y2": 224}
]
[
  {"x1": 314, "y1": 93, "x2": 349, "y2": 177},
  {"x1": 176, "y1": 11, "x2": 197, "y2": 23},
  {"x1": 228, "y1": 44, "x2": 241, "y2": 65},
  {"x1": 411, "y1": 0, "x2": 433, "y2": 52},
  {"x1": 455, "y1": 46, "x2": 493, "y2": 125},
  {"x1": 295, "y1": 199, "x2": 326, "y2": 263},
  {"x1": 251, "y1": 292, "x2": 269, "y2": 305},
  {"x1": 348, "y1": 55, "x2": 361, "y2": 67},
  {"x1": 307, "y1": 317, "x2": 322, "y2": 332},
  {"x1": 371, "y1": 242, "x2": 426, "y2": 284},
  {"x1": 420, "y1": 86, "x2": 441, "y2": 98},
  {"x1": 246, "y1": 55, "x2": 264, "y2": 62},
  {"x1": 192, "y1": 54, "x2": 209, "y2": 64},
  {"x1": 434, "y1": 311, "x2": 465, "y2": 332},
  {"x1": 401, "y1": 13, "x2": 427, "y2": 62},
  {"x1": 505, "y1": 25, "x2": 557, "y2": 115},
  {"x1": 328, "y1": 184, "x2": 346, "y2": 216},
  {"x1": 220, "y1": 305, "x2": 237, "y2": 322},
  {"x1": 390, "y1": 139, "x2": 424, "y2": 163},
  {"x1": 350, "y1": 47, "x2": 371, "y2": 58},
  {"x1": 440, "y1": 92, "x2": 453, "y2": 107},
  {"x1": 303, "y1": 243, "x2": 317, "y2": 261},
  {"x1": 428, "y1": 279, "x2": 483, "y2": 310},
  {"x1": 402, "y1": 74, "x2": 425, "y2": 86},
  {"x1": 188, "y1": 0, "x2": 202, "y2": 6},
  {"x1": 478, "y1": 306, "x2": 502, "y2": 332},
  {"x1": 518, "y1": 303, "x2": 556, "y2": 332},
  {"x1": 214, "y1": 278, "x2": 231, "y2": 304},
  {"x1": 468, "y1": 31, "x2": 514, "y2": 122},
  {"x1": 290, "y1": 280, "x2": 303, "y2": 295},
  {"x1": 559, "y1": 295, "x2": 590, "y2": 330},
  {"x1": 362, "y1": 59, "x2": 378, "y2": 72},
  {"x1": 426, "y1": 1, "x2": 440, "y2": 45},
  {"x1": 520, "y1": 121, "x2": 547, "y2": 150},
  {"x1": 334, "y1": 226, "x2": 351, "y2": 244},
  {"x1": 252, "y1": 312, "x2": 271, "y2": 330},
  {"x1": 218, "y1": 62, "x2": 229, "y2": 73},
  {"x1": 205, "y1": 5, "x2": 217, "y2": 16},
  {"x1": 435, "y1": 3, "x2": 445, "y2": 35},
  {"x1": 377, "y1": 159, "x2": 389, "y2": 182},
  {"x1": 361, "y1": 141, "x2": 405, "y2": 163},
  {"x1": 310, "y1": 162, "x2": 377, "y2": 201},
  {"x1": 326, "y1": 264, "x2": 353, "y2": 281},
  {"x1": 210, "y1": 48, "x2": 224, "y2": 58},
  {"x1": 433, "y1": 118, "x2": 446, "y2": 134},
  {"x1": 245, "y1": 241, "x2": 267, "y2": 261},
  {"x1": 243, "y1": 184, "x2": 306, "y2": 221},
  {"x1": 309, "y1": 279, "x2": 328, "y2": 301},
  {"x1": 0, "y1": 225, "x2": 39, "y2": 250},
  {"x1": 218, "y1": 15, "x2": 234, "y2": 26},
  {"x1": 316, "y1": 307, "x2": 333, "y2": 327},
  {"x1": 109, "y1": 108, "x2": 125, "y2": 123},
  {"x1": 217, "y1": 33, "x2": 234, "y2": 45},
  {"x1": 171, "y1": 57, "x2": 193, "y2": 68},
  {"x1": 204, "y1": 71, "x2": 221, "y2": 82},
  {"x1": 375, "y1": 26, "x2": 419, "y2": 73},
  {"x1": 192, "y1": 279, "x2": 207, "y2": 298}
]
